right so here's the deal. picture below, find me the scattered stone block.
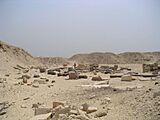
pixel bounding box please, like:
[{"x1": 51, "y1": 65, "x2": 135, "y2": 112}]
[
  {"x1": 33, "y1": 79, "x2": 46, "y2": 84},
  {"x1": 21, "y1": 104, "x2": 27, "y2": 108},
  {"x1": 53, "y1": 101, "x2": 65, "y2": 108},
  {"x1": 141, "y1": 73, "x2": 157, "y2": 77},
  {"x1": 32, "y1": 104, "x2": 39, "y2": 109},
  {"x1": 35, "y1": 108, "x2": 52, "y2": 115},
  {"x1": 110, "y1": 74, "x2": 123, "y2": 78},
  {"x1": 39, "y1": 68, "x2": 46, "y2": 73},
  {"x1": 81, "y1": 103, "x2": 89, "y2": 112},
  {"x1": 69, "y1": 71, "x2": 79, "y2": 79},
  {"x1": 91, "y1": 76, "x2": 103, "y2": 81},
  {"x1": 30, "y1": 112, "x2": 52, "y2": 120},
  {"x1": 32, "y1": 84, "x2": 39, "y2": 88},
  {"x1": 121, "y1": 75, "x2": 134, "y2": 81},
  {"x1": 22, "y1": 75, "x2": 31, "y2": 79},
  {"x1": 79, "y1": 75, "x2": 88, "y2": 79},
  {"x1": 54, "y1": 106, "x2": 71, "y2": 118},
  {"x1": 23, "y1": 97, "x2": 30, "y2": 100},
  {"x1": 76, "y1": 109, "x2": 90, "y2": 120},
  {"x1": 87, "y1": 107, "x2": 97, "y2": 114},
  {"x1": 94, "y1": 110, "x2": 107, "y2": 118},
  {"x1": 22, "y1": 77, "x2": 28, "y2": 84},
  {"x1": 47, "y1": 70, "x2": 56, "y2": 75},
  {"x1": 69, "y1": 110, "x2": 79, "y2": 115},
  {"x1": 33, "y1": 74, "x2": 40, "y2": 78}
]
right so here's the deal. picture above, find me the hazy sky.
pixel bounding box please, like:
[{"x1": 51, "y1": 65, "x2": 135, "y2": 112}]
[{"x1": 0, "y1": 0, "x2": 160, "y2": 57}]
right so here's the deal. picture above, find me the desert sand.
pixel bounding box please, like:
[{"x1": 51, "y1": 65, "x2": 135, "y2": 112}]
[{"x1": 0, "y1": 41, "x2": 160, "y2": 120}]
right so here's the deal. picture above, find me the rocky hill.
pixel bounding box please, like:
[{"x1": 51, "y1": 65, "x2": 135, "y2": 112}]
[
  {"x1": 69, "y1": 52, "x2": 160, "y2": 64},
  {"x1": 36, "y1": 57, "x2": 69, "y2": 66},
  {"x1": 0, "y1": 40, "x2": 160, "y2": 69},
  {"x1": 0, "y1": 41, "x2": 40, "y2": 70}
]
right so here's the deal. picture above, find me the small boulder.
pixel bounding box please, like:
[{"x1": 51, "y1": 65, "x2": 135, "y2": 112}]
[
  {"x1": 30, "y1": 112, "x2": 52, "y2": 120},
  {"x1": 34, "y1": 107, "x2": 52, "y2": 115},
  {"x1": 22, "y1": 75, "x2": 31, "y2": 79},
  {"x1": 79, "y1": 75, "x2": 88, "y2": 79},
  {"x1": 110, "y1": 74, "x2": 123, "y2": 78},
  {"x1": 121, "y1": 75, "x2": 134, "y2": 82},
  {"x1": 47, "y1": 70, "x2": 56, "y2": 75},
  {"x1": 39, "y1": 68, "x2": 46, "y2": 73},
  {"x1": 95, "y1": 110, "x2": 107, "y2": 118},
  {"x1": 22, "y1": 77, "x2": 28, "y2": 84},
  {"x1": 53, "y1": 101, "x2": 65, "y2": 108},
  {"x1": 87, "y1": 107, "x2": 97, "y2": 114},
  {"x1": 32, "y1": 84, "x2": 39, "y2": 88},
  {"x1": 91, "y1": 76, "x2": 103, "y2": 81},
  {"x1": 69, "y1": 71, "x2": 79, "y2": 79},
  {"x1": 33, "y1": 74, "x2": 40, "y2": 78}
]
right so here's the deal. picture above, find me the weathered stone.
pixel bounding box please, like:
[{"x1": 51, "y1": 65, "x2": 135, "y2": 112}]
[
  {"x1": 33, "y1": 74, "x2": 40, "y2": 78},
  {"x1": 95, "y1": 111, "x2": 107, "y2": 118},
  {"x1": 121, "y1": 75, "x2": 134, "y2": 81},
  {"x1": 54, "y1": 106, "x2": 71, "y2": 118},
  {"x1": 33, "y1": 79, "x2": 46, "y2": 84},
  {"x1": 78, "y1": 75, "x2": 88, "y2": 79},
  {"x1": 32, "y1": 104, "x2": 39, "y2": 108},
  {"x1": 30, "y1": 112, "x2": 52, "y2": 120},
  {"x1": 138, "y1": 77, "x2": 156, "y2": 81},
  {"x1": 87, "y1": 107, "x2": 97, "y2": 114},
  {"x1": 69, "y1": 110, "x2": 79, "y2": 115},
  {"x1": 22, "y1": 75, "x2": 31, "y2": 79},
  {"x1": 23, "y1": 69, "x2": 29, "y2": 73},
  {"x1": 141, "y1": 73, "x2": 157, "y2": 77},
  {"x1": 23, "y1": 97, "x2": 30, "y2": 100},
  {"x1": 91, "y1": 76, "x2": 103, "y2": 81},
  {"x1": 39, "y1": 68, "x2": 46, "y2": 73},
  {"x1": 58, "y1": 114, "x2": 68, "y2": 120},
  {"x1": 21, "y1": 104, "x2": 27, "y2": 108},
  {"x1": 32, "y1": 84, "x2": 39, "y2": 88},
  {"x1": 110, "y1": 74, "x2": 123, "y2": 78},
  {"x1": 22, "y1": 77, "x2": 28, "y2": 83},
  {"x1": 153, "y1": 91, "x2": 160, "y2": 98},
  {"x1": 53, "y1": 101, "x2": 65, "y2": 108},
  {"x1": 51, "y1": 80, "x2": 55, "y2": 83},
  {"x1": 57, "y1": 73, "x2": 68, "y2": 77},
  {"x1": 47, "y1": 70, "x2": 56, "y2": 75},
  {"x1": 81, "y1": 103, "x2": 89, "y2": 112},
  {"x1": 69, "y1": 71, "x2": 78, "y2": 79},
  {"x1": 76, "y1": 109, "x2": 90, "y2": 120},
  {"x1": 35, "y1": 107, "x2": 52, "y2": 115}
]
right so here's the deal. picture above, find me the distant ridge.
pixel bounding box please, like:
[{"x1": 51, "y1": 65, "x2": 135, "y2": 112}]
[
  {"x1": 69, "y1": 52, "x2": 160, "y2": 64},
  {"x1": 0, "y1": 40, "x2": 160, "y2": 67}
]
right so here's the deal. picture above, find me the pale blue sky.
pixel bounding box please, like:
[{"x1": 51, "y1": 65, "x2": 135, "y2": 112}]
[{"x1": 0, "y1": 0, "x2": 160, "y2": 57}]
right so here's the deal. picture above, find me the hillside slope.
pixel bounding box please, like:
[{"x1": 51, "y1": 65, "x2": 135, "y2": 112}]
[
  {"x1": 69, "y1": 52, "x2": 160, "y2": 64},
  {"x1": 0, "y1": 41, "x2": 40, "y2": 70},
  {"x1": 36, "y1": 57, "x2": 69, "y2": 66}
]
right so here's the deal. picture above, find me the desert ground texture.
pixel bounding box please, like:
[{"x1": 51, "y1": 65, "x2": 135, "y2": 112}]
[{"x1": 0, "y1": 41, "x2": 160, "y2": 120}]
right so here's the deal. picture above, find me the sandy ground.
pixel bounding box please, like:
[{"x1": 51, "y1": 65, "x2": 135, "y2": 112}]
[{"x1": 0, "y1": 64, "x2": 160, "y2": 120}]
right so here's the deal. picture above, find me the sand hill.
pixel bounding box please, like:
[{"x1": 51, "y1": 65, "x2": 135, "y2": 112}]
[
  {"x1": 0, "y1": 41, "x2": 160, "y2": 69},
  {"x1": 69, "y1": 52, "x2": 160, "y2": 64},
  {"x1": 0, "y1": 41, "x2": 40, "y2": 71},
  {"x1": 36, "y1": 57, "x2": 69, "y2": 67}
]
